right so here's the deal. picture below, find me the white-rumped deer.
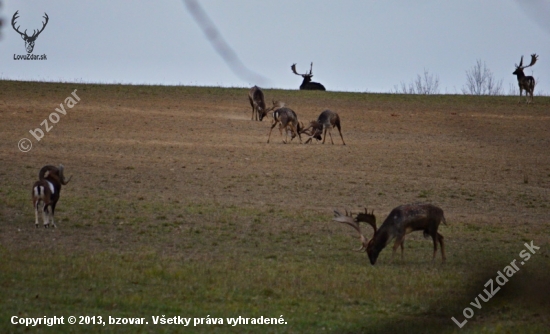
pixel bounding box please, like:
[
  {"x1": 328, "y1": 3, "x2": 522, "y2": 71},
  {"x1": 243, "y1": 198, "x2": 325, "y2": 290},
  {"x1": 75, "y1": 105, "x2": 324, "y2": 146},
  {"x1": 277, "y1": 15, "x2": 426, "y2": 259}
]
[
  {"x1": 32, "y1": 164, "x2": 72, "y2": 228},
  {"x1": 334, "y1": 203, "x2": 447, "y2": 265},
  {"x1": 248, "y1": 86, "x2": 268, "y2": 121},
  {"x1": 301, "y1": 110, "x2": 345, "y2": 145},
  {"x1": 291, "y1": 63, "x2": 326, "y2": 91},
  {"x1": 267, "y1": 106, "x2": 303, "y2": 144},
  {"x1": 513, "y1": 54, "x2": 538, "y2": 104}
]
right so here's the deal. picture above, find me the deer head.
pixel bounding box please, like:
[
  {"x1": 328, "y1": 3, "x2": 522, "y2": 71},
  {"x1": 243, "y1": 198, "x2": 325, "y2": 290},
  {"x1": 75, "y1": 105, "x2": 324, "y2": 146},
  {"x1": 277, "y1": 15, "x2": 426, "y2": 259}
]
[{"x1": 12, "y1": 11, "x2": 49, "y2": 53}]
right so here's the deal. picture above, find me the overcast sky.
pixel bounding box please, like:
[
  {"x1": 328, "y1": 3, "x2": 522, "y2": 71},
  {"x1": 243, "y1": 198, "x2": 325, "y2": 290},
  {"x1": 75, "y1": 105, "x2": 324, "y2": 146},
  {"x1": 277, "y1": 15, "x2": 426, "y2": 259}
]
[{"x1": 1, "y1": 0, "x2": 549, "y2": 94}]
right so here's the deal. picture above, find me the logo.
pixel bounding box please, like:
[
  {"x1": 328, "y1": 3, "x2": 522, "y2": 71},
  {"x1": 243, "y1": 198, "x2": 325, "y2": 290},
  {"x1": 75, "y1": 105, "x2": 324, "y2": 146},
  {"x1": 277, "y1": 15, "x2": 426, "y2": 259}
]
[{"x1": 12, "y1": 10, "x2": 49, "y2": 58}]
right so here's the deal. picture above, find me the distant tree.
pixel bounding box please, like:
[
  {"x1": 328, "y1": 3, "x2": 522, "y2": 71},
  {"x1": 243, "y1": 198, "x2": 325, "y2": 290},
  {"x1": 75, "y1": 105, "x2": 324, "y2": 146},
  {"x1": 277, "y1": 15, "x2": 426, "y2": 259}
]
[
  {"x1": 393, "y1": 69, "x2": 440, "y2": 95},
  {"x1": 462, "y1": 60, "x2": 503, "y2": 95}
]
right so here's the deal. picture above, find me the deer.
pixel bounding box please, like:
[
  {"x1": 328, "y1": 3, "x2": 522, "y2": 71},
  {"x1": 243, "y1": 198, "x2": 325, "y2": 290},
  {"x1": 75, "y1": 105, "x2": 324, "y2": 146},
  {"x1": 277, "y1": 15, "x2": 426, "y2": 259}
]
[
  {"x1": 11, "y1": 11, "x2": 49, "y2": 54},
  {"x1": 301, "y1": 109, "x2": 345, "y2": 145},
  {"x1": 32, "y1": 165, "x2": 72, "y2": 228},
  {"x1": 513, "y1": 54, "x2": 538, "y2": 104},
  {"x1": 267, "y1": 105, "x2": 303, "y2": 144},
  {"x1": 333, "y1": 203, "x2": 447, "y2": 265},
  {"x1": 291, "y1": 62, "x2": 326, "y2": 91},
  {"x1": 248, "y1": 86, "x2": 268, "y2": 121}
]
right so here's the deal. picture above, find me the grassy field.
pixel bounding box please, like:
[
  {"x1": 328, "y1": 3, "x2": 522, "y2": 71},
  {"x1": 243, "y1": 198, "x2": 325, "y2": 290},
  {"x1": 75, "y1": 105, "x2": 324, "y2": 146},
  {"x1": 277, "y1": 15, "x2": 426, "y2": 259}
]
[{"x1": 0, "y1": 80, "x2": 549, "y2": 333}]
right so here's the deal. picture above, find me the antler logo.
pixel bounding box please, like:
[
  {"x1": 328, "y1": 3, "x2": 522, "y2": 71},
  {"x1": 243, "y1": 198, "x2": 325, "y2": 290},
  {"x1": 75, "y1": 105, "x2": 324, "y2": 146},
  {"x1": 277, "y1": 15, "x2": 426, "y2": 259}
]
[{"x1": 11, "y1": 10, "x2": 49, "y2": 54}]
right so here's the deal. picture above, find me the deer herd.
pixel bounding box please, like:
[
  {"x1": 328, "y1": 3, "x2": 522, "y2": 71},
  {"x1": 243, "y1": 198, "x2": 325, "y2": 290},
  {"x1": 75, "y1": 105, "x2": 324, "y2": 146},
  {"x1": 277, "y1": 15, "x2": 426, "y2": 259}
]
[{"x1": 30, "y1": 55, "x2": 540, "y2": 265}]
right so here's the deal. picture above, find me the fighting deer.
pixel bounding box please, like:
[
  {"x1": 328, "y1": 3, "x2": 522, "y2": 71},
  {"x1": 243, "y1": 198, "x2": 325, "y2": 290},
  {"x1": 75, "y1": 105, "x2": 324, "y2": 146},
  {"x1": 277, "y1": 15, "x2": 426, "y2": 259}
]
[
  {"x1": 291, "y1": 62, "x2": 326, "y2": 91},
  {"x1": 11, "y1": 11, "x2": 49, "y2": 54},
  {"x1": 334, "y1": 203, "x2": 447, "y2": 265},
  {"x1": 248, "y1": 86, "x2": 269, "y2": 121},
  {"x1": 513, "y1": 54, "x2": 538, "y2": 104},
  {"x1": 301, "y1": 110, "x2": 345, "y2": 145},
  {"x1": 32, "y1": 164, "x2": 72, "y2": 228},
  {"x1": 267, "y1": 106, "x2": 303, "y2": 144}
]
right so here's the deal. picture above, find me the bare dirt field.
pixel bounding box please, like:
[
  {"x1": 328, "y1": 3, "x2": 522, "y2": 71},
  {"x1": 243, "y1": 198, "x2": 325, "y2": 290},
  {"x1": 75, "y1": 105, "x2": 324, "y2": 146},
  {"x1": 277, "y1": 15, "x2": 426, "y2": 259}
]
[{"x1": 1, "y1": 81, "x2": 549, "y2": 333}]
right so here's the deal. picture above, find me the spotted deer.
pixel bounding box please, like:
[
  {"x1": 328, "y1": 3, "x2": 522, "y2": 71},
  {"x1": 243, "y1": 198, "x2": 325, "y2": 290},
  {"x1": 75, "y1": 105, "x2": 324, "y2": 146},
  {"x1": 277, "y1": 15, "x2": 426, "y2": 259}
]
[
  {"x1": 301, "y1": 110, "x2": 345, "y2": 145},
  {"x1": 267, "y1": 105, "x2": 303, "y2": 144},
  {"x1": 513, "y1": 54, "x2": 538, "y2": 103},
  {"x1": 334, "y1": 204, "x2": 447, "y2": 265}
]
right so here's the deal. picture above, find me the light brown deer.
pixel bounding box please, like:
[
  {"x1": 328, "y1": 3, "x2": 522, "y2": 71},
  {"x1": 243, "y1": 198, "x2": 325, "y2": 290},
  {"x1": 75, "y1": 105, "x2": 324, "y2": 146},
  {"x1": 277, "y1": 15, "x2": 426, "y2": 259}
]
[
  {"x1": 334, "y1": 203, "x2": 447, "y2": 265},
  {"x1": 513, "y1": 54, "x2": 538, "y2": 103},
  {"x1": 267, "y1": 105, "x2": 302, "y2": 144},
  {"x1": 301, "y1": 109, "x2": 345, "y2": 145}
]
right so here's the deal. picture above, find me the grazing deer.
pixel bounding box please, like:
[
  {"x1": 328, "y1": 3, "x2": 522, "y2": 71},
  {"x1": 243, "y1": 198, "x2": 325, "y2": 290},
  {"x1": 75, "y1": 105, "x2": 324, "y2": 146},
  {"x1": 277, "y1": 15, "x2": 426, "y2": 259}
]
[
  {"x1": 267, "y1": 106, "x2": 303, "y2": 144},
  {"x1": 11, "y1": 11, "x2": 49, "y2": 54},
  {"x1": 248, "y1": 86, "x2": 268, "y2": 121},
  {"x1": 32, "y1": 165, "x2": 72, "y2": 228},
  {"x1": 334, "y1": 204, "x2": 447, "y2": 265},
  {"x1": 301, "y1": 110, "x2": 345, "y2": 145},
  {"x1": 513, "y1": 54, "x2": 538, "y2": 104},
  {"x1": 291, "y1": 62, "x2": 326, "y2": 91}
]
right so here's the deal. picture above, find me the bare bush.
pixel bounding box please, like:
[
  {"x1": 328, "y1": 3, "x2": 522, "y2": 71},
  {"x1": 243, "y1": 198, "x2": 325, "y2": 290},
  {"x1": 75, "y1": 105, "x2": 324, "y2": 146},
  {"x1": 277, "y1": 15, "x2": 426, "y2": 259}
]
[
  {"x1": 393, "y1": 69, "x2": 440, "y2": 95},
  {"x1": 462, "y1": 60, "x2": 503, "y2": 95}
]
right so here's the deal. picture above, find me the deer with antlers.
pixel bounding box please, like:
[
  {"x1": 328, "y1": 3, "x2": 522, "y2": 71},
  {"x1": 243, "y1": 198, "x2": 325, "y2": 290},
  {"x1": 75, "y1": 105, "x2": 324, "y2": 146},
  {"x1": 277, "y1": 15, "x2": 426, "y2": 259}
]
[
  {"x1": 513, "y1": 54, "x2": 538, "y2": 104},
  {"x1": 248, "y1": 86, "x2": 268, "y2": 121},
  {"x1": 333, "y1": 203, "x2": 447, "y2": 265},
  {"x1": 11, "y1": 11, "x2": 49, "y2": 54},
  {"x1": 291, "y1": 62, "x2": 326, "y2": 91},
  {"x1": 301, "y1": 110, "x2": 345, "y2": 145},
  {"x1": 267, "y1": 104, "x2": 303, "y2": 144}
]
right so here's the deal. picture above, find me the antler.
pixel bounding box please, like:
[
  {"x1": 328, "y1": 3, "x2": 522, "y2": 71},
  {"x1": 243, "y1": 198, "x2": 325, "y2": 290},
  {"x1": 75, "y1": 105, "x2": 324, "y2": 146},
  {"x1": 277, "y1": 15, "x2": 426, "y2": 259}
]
[
  {"x1": 526, "y1": 54, "x2": 538, "y2": 68},
  {"x1": 291, "y1": 64, "x2": 302, "y2": 76},
  {"x1": 309, "y1": 62, "x2": 314, "y2": 75},
  {"x1": 31, "y1": 13, "x2": 49, "y2": 38},
  {"x1": 11, "y1": 11, "x2": 26, "y2": 37},
  {"x1": 333, "y1": 210, "x2": 369, "y2": 251},
  {"x1": 517, "y1": 54, "x2": 538, "y2": 70}
]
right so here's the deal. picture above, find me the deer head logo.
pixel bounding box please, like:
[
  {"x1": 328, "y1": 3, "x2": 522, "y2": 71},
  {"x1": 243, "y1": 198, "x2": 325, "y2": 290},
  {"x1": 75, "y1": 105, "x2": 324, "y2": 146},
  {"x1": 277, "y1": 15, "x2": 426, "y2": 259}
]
[{"x1": 11, "y1": 11, "x2": 49, "y2": 54}]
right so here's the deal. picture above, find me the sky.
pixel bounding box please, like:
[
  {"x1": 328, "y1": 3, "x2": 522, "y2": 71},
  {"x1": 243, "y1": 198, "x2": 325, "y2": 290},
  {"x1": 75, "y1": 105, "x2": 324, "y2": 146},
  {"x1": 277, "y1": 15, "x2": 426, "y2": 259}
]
[{"x1": 1, "y1": 0, "x2": 549, "y2": 94}]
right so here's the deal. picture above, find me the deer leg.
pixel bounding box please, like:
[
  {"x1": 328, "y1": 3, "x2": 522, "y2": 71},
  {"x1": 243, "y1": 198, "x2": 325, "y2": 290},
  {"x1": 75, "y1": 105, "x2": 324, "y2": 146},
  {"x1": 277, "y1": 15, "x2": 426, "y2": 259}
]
[
  {"x1": 392, "y1": 236, "x2": 405, "y2": 261},
  {"x1": 34, "y1": 200, "x2": 41, "y2": 228},
  {"x1": 438, "y1": 233, "x2": 445, "y2": 262},
  {"x1": 337, "y1": 126, "x2": 346, "y2": 145},
  {"x1": 50, "y1": 202, "x2": 57, "y2": 228},
  {"x1": 431, "y1": 233, "x2": 439, "y2": 262},
  {"x1": 329, "y1": 129, "x2": 334, "y2": 145},
  {"x1": 322, "y1": 127, "x2": 328, "y2": 144},
  {"x1": 400, "y1": 240, "x2": 404, "y2": 260},
  {"x1": 43, "y1": 205, "x2": 49, "y2": 228}
]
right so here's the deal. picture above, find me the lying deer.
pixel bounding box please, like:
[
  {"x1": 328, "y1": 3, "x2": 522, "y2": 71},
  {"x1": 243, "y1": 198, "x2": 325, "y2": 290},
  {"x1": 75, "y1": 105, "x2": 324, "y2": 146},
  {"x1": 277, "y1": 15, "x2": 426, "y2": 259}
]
[
  {"x1": 32, "y1": 164, "x2": 72, "y2": 228},
  {"x1": 334, "y1": 203, "x2": 447, "y2": 264},
  {"x1": 513, "y1": 54, "x2": 538, "y2": 104},
  {"x1": 267, "y1": 105, "x2": 303, "y2": 144},
  {"x1": 291, "y1": 62, "x2": 326, "y2": 91},
  {"x1": 301, "y1": 109, "x2": 345, "y2": 145}
]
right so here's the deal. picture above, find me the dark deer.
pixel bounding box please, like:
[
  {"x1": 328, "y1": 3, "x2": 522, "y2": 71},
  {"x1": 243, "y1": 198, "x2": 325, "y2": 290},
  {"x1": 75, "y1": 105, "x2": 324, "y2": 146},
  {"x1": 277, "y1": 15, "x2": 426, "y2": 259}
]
[
  {"x1": 248, "y1": 86, "x2": 268, "y2": 121},
  {"x1": 291, "y1": 62, "x2": 326, "y2": 91},
  {"x1": 513, "y1": 54, "x2": 538, "y2": 104},
  {"x1": 301, "y1": 110, "x2": 345, "y2": 145},
  {"x1": 267, "y1": 106, "x2": 303, "y2": 144},
  {"x1": 32, "y1": 165, "x2": 72, "y2": 228},
  {"x1": 11, "y1": 11, "x2": 49, "y2": 54},
  {"x1": 334, "y1": 203, "x2": 447, "y2": 265}
]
